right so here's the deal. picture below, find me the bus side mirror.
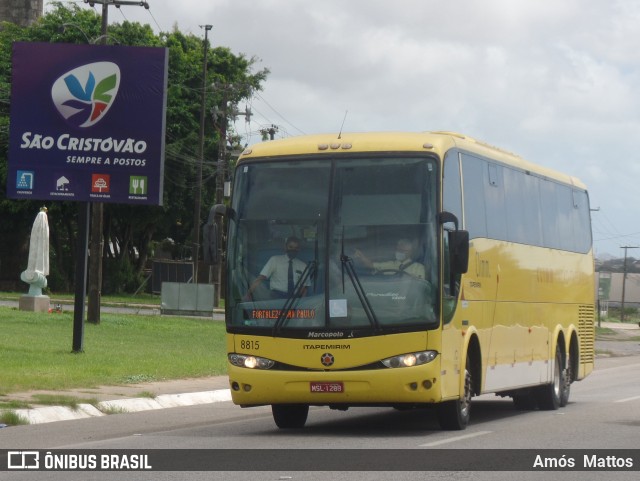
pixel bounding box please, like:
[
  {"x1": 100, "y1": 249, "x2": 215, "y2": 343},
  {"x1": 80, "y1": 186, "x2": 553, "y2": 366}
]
[
  {"x1": 438, "y1": 211, "x2": 459, "y2": 230},
  {"x1": 449, "y1": 230, "x2": 469, "y2": 274},
  {"x1": 439, "y1": 211, "x2": 469, "y2": 274},
  {"x1": 202, "y1": 204, "x2": 232, "y2": 265},
  {"x1": 202, "y1": 221, "x2": 219, "y2": 265}
]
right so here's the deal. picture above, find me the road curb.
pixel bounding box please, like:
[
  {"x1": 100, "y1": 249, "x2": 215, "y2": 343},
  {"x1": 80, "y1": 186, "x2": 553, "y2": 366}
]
[{"x1": 9, "y1": 389, "x2": 232, "y2": 425}]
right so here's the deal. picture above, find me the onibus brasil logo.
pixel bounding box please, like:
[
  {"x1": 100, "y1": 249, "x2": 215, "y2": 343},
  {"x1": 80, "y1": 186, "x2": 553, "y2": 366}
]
[{"x1": 51, "y1": 62, "x2": 120, "y2": 128}]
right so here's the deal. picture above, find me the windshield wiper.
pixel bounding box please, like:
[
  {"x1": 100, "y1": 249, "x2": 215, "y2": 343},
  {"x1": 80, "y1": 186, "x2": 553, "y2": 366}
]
[
  {"x1": 273, "y1": 260, "x2": 317, "y2": 334},
  {"x1": 340, "y1": 230, "x2": 380, "y2": 331},
  {"x1": 340, "y1": 254, "x2": 381, "y2": 331}
]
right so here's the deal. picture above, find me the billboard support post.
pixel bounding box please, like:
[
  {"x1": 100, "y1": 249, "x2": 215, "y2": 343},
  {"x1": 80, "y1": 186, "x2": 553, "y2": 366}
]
[{"x1": 72, "y1": 202, "x2": 90, "y2": 353}]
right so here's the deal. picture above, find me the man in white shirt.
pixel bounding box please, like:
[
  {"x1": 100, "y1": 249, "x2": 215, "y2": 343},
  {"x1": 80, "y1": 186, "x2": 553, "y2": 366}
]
[{"x1": 245, "y1": 236, "x2": 310, "y2": 300}]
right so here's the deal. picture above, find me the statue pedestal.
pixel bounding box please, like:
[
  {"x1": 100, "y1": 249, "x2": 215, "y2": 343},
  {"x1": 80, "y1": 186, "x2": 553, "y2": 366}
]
[{"x1": 19, "y1": 295, "x2": 50, "y2": 313}]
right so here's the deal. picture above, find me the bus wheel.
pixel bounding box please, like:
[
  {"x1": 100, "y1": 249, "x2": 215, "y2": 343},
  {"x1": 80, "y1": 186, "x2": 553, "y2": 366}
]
[
  {"x1": 536, "y1": 344, "x2": 565, "y2": 410},
  {"x1": 559, "y1": 356, "x2": 571, "y2": 407},
  {"x1": 272, "y1": 404, "x2": 309, "y2": 429},
  {"x1": 437, "y1": 358, "x2": 472, "y2": 430}
]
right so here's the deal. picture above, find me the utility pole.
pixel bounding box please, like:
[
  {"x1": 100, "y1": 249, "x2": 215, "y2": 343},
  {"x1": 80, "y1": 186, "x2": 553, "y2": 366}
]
[
  {"x1": 192, "y1": 24, "x2": 212, "y2": 284},
  {"x1": 261, "y1": 124, "x2": 279, "y2": 141},
  {"x1": 214, "y1": 94, "x2": 228, "y2": 216},
  {"x1": 83, "y1": 0, "x2": 149, "y2": 327},
  {"x1": 210, "y1": 85, "x2": 250, "y2": 306},
  {"x1": 213, "y1": 92, "x2": 228, "y2": 307},
  {"x1": 86, "y1": 2, "x2": 108, "y2": 326},
  {"x1": 620, "y1": 246, "x2": 638, "y2": 323}
]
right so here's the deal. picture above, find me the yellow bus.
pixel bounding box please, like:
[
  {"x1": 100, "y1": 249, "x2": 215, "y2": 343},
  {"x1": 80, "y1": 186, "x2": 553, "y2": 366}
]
[{"x1": 211, "y1": 131, "x2": 595, "y2": 430}]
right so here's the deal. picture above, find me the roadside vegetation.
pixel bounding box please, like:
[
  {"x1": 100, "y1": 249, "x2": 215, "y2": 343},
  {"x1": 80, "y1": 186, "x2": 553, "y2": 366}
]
[
  {"x1": 0, "y1": 305, "x2": 227, "y2": 397},
  {"x1": 0, "y1": 410, "x2": 28, "y2": 426},
  {"x1": 0, "y1": 291, "x2": 161, "y2": 307},
  {"x1": 597, "y1": 306, "x2": 640, "y2": 329}
]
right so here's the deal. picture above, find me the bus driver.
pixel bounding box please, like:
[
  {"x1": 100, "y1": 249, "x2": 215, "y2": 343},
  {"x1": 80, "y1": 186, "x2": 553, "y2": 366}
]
[{"x1": 354, "y1": 238, "x2": 425, "y2": 279}]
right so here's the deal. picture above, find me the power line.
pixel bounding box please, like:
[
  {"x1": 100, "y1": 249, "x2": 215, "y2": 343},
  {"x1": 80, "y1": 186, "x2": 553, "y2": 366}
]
[
  {"x1": 254, "y1": 92, "x2": 306, "y2": 136},
  {"x1": 620, "y1": 246, "x2": 639, "y2": 322},
  {"x1": 144, "y1": 3, "x2": 164, "y2": 32}
]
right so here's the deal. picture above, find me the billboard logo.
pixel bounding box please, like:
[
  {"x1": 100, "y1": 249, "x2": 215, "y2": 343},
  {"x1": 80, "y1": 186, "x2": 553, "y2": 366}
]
[
  {"x1": 91, "y1": 173, "x2": 110, "y2": 193},
  {"x1": 129, "y1": 176, "x2": 147, "y2": 195},
  {"x1": 56, "y1": 175, "x2": 70, "y2": 191},
  {"x1": 16, "y1": 170, "x2": 34, "y2": 190},
  {"x1": 51, "y1": 62, "x2": 121, "y2": 128},
  {"x1": 8, "y1": 451, "x2": 40, "y2": 469}
]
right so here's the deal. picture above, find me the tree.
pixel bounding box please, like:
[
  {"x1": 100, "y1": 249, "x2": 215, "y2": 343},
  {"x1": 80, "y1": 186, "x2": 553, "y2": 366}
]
[{"x1": 0, "y1": 2, "x2": 269, "y2": 293}]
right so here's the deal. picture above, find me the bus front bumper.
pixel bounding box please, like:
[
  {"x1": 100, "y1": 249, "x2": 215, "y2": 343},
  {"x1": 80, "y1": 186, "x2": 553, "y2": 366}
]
[{"x1": 227, "y1": 363, "x2": 443, "y2": 407}]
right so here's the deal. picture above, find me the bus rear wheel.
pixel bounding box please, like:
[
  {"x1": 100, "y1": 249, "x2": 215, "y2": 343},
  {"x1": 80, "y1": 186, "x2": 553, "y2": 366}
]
[
  {"x1": 437, "y1": 357, "x2": 472, "y2": 430},
  {"x1": 272, "y1": 404, "x2": 309, "y2": 429},
  {"x1": 536, "y1": 344, "x2": 568, "y2": 410},
  {"x1": 560, "y1": 357, "x2": 571, "y2": 407}
]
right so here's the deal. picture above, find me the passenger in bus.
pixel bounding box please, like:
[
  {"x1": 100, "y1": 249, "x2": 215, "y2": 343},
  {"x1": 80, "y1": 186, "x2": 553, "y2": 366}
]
[
  {"x1": 353, "y1": 238, "x2": 425, "y2": 279},
  {"x1": 244, "y1": 236, "x2": 311, "y2": 300}
]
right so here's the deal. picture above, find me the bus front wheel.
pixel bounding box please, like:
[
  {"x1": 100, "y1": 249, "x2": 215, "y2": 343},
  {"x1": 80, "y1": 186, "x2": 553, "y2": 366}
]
[
  {"x1": 437, "y1": 357, "x2": 472, "y2": 430},
  {"x1": 272, "y1": 404, "x2": 309, "y2": 429}
]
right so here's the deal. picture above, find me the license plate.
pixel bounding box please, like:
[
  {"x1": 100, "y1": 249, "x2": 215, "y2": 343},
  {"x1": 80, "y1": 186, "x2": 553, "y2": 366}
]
[{"x1": 310, "y1": 381, "x2": 344, "y2": 393}]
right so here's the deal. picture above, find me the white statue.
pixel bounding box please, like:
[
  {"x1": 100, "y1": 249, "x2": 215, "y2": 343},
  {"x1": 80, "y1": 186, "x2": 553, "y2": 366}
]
[{"x1": 20, "y1": 207, "x2": 50, "y2": 297}]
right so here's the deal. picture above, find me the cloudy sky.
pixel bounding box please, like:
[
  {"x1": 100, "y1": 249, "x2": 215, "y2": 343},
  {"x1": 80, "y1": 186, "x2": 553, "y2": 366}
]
[{"x1": 50, "y1": 0, "x2": 640, "y2": 257}]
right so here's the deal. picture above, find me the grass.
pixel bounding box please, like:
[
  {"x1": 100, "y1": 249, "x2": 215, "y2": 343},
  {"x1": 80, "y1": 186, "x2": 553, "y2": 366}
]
[
  {"x1": 137, "y1": 391, "x2": 157, "y2": 399},
  {"x1": 595, "y1": 326, "x2": 615, "y2": 335},
  {"x1": 30, "y1": 394, "x2": 100, "y2": 410},
  {"x1": 0, "y1": 410, "x2": 29, "y2": 426},
  {"x1": 0, "y1": 399, "x2": 31, "y2": 410},
  {"x1": 100, "y1": 405, "x2": 129, "y2": 415},
  {"x1": 0, "y1": 306, "x2": 227, "y2": 396},
  {"x1": 0, "y1": 395, "x2": 100, "y2": 410}
]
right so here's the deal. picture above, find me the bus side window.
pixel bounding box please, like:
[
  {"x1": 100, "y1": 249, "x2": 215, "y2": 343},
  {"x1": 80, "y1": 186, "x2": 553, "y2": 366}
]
[{"x1": 442, "y1": 151, "x2": 463, "y2": 325}]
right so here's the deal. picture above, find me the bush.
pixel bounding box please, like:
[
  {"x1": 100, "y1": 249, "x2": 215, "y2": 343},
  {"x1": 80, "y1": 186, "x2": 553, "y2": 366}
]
[
  {"x1": 46, "y1": 260, "x2": 72, "y2": 292},
  {"x1": 606, "y1": 306, "x2": 639, "y2": 321},
  {"x1": 103, "y1": 257, "x2": 143, "y2": 295}
]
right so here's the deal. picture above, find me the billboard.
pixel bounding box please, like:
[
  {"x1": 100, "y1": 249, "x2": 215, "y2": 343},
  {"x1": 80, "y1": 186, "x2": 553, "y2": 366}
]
[{"x1": 7, "y1": 42, "x2": 168, "y2": 205}]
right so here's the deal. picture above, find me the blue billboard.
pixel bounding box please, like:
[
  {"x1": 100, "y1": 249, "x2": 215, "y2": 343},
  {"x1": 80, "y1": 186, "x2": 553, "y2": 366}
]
[{"x1": 7, "y1": 42, "x2": 168, "y2": 205}]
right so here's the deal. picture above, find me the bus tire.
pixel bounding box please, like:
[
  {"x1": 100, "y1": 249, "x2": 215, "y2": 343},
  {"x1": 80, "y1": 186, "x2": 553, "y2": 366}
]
[
  {"x1": 272, "y1": 404, "x2": 309, "y2": 429},
  {"x1": 437, "y1": 356, "x2": 472, "y2": 430},
  {"x1": 536, "y1": 344, "x2": 565, "y2": 410},
  {"x1": 559, "y1": 354, "x2": 571, "y2": 407}
]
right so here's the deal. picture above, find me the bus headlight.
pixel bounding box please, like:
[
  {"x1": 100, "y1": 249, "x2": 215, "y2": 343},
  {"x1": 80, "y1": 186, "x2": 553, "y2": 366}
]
[
  {"x1": 381, "y1": 350, "x2": 438, "y2": 368},
  {"x1": 228, "y1": 353, "x2": 275, "y2": 370}
]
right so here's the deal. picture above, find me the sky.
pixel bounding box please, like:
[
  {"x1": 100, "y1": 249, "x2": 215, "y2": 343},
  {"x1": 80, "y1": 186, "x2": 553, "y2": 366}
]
[{"x1": 46, "y1": 0, "x2": 640, "y2": 258}]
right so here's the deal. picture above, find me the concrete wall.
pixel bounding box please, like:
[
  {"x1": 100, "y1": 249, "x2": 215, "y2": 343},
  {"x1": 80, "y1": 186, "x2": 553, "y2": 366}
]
[
  {"x1": 0, "y1": 0, "x2": 43, "y2": 27},
  {"x1": 598, "y1": 272, "x2": 640, "y2": 308}
]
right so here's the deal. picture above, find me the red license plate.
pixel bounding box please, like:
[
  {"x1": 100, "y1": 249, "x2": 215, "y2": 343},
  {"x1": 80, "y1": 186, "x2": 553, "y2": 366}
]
[{"x1": 310, "y1": 381, "x2": 344, "y2": 393}]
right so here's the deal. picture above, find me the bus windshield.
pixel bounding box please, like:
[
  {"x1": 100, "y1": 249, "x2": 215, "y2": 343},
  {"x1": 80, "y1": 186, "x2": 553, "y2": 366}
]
[{"x1": 226, "y1": 156, "x2": 439, "y2": 335}]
